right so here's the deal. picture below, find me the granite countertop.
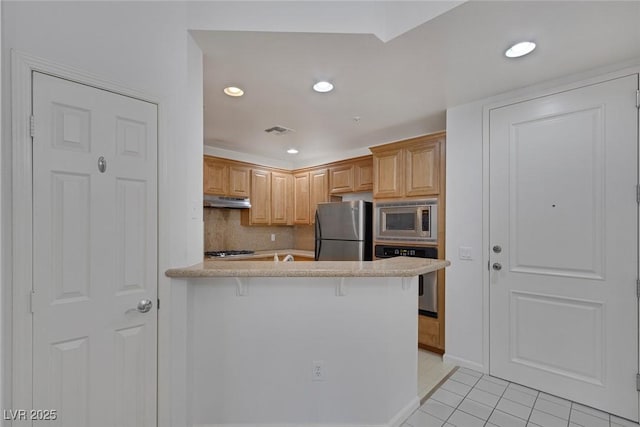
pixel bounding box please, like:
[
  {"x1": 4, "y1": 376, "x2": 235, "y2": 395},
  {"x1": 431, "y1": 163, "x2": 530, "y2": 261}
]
[
  {"x1": 166, "y1": 257, "x2": 449, "y2": 278},
  {"x1": 207, "y1": 249, "x2": 315, "y2": 261}
]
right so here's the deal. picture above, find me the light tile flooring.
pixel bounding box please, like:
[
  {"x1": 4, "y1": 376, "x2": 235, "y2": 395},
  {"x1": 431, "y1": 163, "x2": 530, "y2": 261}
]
[
  {"x1": 406, "y1": 367, "x2": 640, "y2": 427},
  {"x1": 418, "y1": 349, "x2": 456, "y2": 399}
]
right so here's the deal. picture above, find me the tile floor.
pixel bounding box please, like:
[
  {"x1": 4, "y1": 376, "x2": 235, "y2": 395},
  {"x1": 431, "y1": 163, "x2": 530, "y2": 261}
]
[
  {"x1": 405, "y1": 367, "x2": 640, "y2": 427},
  {"x1": 418, "y1": 349, "x2": 456, "y2": 399}
]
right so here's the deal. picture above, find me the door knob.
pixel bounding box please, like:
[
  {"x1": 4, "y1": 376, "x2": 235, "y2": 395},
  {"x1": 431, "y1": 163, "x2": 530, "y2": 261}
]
[
  {"x1": 492, "y1": 263, "x2": 502, "y2": 271},
  {"x1": 136, "y1": 299, "x2": 153, "y2": 313}
]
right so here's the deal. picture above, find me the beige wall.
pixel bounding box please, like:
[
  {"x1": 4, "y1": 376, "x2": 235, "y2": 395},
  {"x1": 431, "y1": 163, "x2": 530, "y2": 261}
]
[{"x1": 204, "y1": 208, "x2": 295, "y2": 252}]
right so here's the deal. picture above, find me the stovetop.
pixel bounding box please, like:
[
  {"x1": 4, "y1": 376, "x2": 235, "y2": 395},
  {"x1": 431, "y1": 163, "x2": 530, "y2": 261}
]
[{"x1": 205, "y1": 250, "x2": 255, "y2": 258}]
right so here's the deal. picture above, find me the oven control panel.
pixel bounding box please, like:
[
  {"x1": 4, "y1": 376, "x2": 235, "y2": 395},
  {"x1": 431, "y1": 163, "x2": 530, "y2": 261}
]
[{"x1": 375, "y1": 245, "x2": 438, "y2": 259}]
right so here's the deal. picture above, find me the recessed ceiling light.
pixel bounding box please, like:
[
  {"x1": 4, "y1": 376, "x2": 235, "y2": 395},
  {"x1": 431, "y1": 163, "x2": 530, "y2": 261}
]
[
  {"x1": 223, "y1": 86, "x2": 244, "y2": 97},
  {"x1": 287, "y1": 148, "x2": 299, "y2": 154},
  {"x1": 313, "y1": 81, "x2": 334, "y2": 93},
  {"x1": 505, "y1": 41, "x2": 536, "y2": 58}
]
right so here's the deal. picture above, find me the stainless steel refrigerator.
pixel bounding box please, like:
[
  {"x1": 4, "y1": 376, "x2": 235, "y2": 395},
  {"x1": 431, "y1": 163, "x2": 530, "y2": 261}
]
[{"x1": 314, "y1": 200, "x2": 373, "y2": 261}]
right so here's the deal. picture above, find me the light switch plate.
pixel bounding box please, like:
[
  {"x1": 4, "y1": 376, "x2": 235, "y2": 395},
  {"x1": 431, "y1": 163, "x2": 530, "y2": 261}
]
[{"x1": 458, "y1": 246, "x2": 473, "y2": 260}]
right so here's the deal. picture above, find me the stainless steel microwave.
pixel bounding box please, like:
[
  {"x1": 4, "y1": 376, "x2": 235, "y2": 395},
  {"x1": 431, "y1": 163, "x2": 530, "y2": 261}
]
[{"x1": 375, "y1": 199, "x2": 437, "y2": 243}]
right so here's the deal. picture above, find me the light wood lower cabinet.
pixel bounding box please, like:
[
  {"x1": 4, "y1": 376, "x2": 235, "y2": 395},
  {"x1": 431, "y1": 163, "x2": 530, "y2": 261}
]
[{"x1": 418, "y1": 316, "x2": 440, "y2": 349}]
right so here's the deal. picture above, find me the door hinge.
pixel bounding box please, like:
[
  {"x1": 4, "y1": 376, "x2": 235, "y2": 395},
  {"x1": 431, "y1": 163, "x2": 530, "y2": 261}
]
[
  {"x1": 637, "y1": 185, "x2": 640, "y2": 204},
  {"x1": 636, "y1": 373, "x2": 640, "y2": 391},
  {"x1": 29, "y1": 115, "x2": 35, "y2": 138},
  {"x1": 637, "y1": 279, "x2": 640, "y2": 298},
  {"x1": 636, "y1": 90, "x2": 639, "y2": 109},
  {"x1": 157, "y1": 298, "x2": 160, "y2": 311}
]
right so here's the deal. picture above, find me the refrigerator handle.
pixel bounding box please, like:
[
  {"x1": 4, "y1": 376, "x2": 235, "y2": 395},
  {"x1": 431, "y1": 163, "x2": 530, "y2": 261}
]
[
  {"x1": 314, "y1": 211, "x2": 321, "y2": 260},
  {"x1": 315, "y1": 239, "x2": 321, "y2": 261}
]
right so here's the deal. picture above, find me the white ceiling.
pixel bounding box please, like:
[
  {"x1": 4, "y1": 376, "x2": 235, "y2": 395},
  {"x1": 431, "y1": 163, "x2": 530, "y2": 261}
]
[{"x1": 193, "y1": 1, "x2": 640, "y2": 167}]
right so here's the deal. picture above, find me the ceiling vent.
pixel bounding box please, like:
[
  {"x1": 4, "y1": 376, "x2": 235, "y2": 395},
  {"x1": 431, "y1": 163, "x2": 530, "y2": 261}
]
[{"x1": 264, "y1": 125, "x2": 295, "y2": 136}]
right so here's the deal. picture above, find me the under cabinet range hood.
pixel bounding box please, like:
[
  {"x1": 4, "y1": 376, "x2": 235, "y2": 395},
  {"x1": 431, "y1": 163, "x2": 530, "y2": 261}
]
[{"x1": 203, "y1": 195, "x2": 251, "y2": 209}]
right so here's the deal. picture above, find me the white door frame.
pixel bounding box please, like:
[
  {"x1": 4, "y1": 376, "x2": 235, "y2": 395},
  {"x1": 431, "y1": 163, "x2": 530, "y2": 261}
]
[
  {"x1": 9, "y1": 50, "x2": 162, "y2": 421},
  {"x1": 481, "y1": 64, "x2": 640, "y2": 395}
]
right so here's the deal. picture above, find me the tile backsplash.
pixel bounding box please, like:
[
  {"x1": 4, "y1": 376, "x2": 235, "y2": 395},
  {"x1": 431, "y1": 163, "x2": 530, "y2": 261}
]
[
  {"x1": 204, "y1": 208, "x2": 295, "y2": 251},
  {"x1": 294, "y1": 225, "x2": 315, "y2": 251}
]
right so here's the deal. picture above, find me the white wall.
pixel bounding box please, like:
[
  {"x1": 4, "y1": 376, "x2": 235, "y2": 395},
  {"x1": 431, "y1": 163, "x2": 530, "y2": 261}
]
[
  {"x1": 2, "y1": 2, "x2": 203, "y2": 424},
  {"x1": 444, "y1": 100, "x2": 486, "y2": 371}
]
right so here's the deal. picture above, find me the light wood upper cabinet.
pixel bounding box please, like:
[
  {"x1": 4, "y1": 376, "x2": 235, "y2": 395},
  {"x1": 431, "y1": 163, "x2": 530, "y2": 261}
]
[
  {"x1": 353, "y1": 159, "x2": 373, "y2": 192},
  {"x1": 329, "y1": 156, "x2": 373, "y2": 194},
  {"x1": 271, "y1": 171, "x2": 293, "y2": 225},
  {"x1": 249, "y1": 169, "x2": 271, "y2": 225},
  {"x1": 329, "y1": 164, "x2": 354, "y2": 194},
  {"x1": 203, "y1": 156, "x2": 250, "y2": 197},
  {"x1": 370, "y1": 132, "x2": 444, "y2": 198},
  {"x1": 293, "y1": 168, "x2": 329, "y2": 225},
  {"x1": 293, "y1": 172, "x2": 310, "y2": 224},
  {"x1": 372, "y1": 147, "x2": 403, "y2": 198},
  {"x1": 205, "y1": 154, "x2": 373, "y2": 226},
  {"x1": 309, "y1": 168, "x2": 329, "y2": 224},
  {"x1": 203, "y1": 157, "x2": 228, "y2": 195},
  {"x1": 228, "y1": 165, "x2": 251, "y2": 197},
  {"x1": 405, "y1": 141, "x2": 440, "y2": 196}
]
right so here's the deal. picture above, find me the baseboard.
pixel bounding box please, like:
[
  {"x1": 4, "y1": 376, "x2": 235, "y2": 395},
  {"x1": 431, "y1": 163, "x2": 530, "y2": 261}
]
[
  {"x1": 192, "y1": 398, "x2": 421, "y2": 427},
  {"x1": 387, "y1": 396, "x2": 420, "y2": 427},
  {"x1": 442, "y1": 353, "x2": 486, "y2": 373}
]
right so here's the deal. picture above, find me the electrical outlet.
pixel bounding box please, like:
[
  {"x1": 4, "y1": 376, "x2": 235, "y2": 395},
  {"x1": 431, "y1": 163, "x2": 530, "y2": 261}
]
[
  {"x1": 271, "y1": 233, "x2": 276, "y2": 242},
  {"x1": 312, "y1": 360, "x2": 325, "y2": 381}
]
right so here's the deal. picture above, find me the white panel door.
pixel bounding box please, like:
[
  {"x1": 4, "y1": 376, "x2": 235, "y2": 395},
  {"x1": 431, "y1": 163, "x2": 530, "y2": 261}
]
[
  {"x1": 489, "y1": 74, "x2": 639, "y2": 420},
  {"x1": 32, "y1": 72, "x2": 157, "y2": 427}
]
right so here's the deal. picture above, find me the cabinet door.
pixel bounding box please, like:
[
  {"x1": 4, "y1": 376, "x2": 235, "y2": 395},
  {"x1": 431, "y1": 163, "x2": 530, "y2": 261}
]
[
  {"x1": 228, "y1": 165, "x2": 251, "y2": 197},
  {"x1": 293, "y1": 172, "x2": 310, "y2": 224},
  {"x1": 405, "y1": 141, "x2": 440, "y2": 196},
  {"x1": 418, "y1": 315, "x2": 441, "y2": 349},
  {"x1": 353, "y1": 158, "x2": 373, "y2": 192},
  {"x1": 250, "y1": 169, "x2": 271, "y2": 224},
  {"x1": 271, "y1": 171, "x2": 292, "y2": 225},
  {"x1": 373, "y1": 148, "x2": 403, "y2": 198},
  {"x1": 309, "y1": 168, "x2": 329, "y2": 224},
  {"x1": 203, "y1": 157, "x2": 228, "y2": 195},
  {"x1": 329, "y1": 165, "x2": 354, "y2": 194}
]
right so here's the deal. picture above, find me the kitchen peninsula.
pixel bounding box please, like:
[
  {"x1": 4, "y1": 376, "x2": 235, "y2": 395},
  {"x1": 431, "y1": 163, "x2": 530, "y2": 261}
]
[{"x1": 166, "y1": 257, "x2": 448, "y2": 427}]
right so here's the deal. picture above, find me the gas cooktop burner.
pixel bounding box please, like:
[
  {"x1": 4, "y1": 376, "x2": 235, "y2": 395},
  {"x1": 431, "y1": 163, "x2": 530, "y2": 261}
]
[{"x1": 205, "y1": 250, "x2": 255, "y2": 258}]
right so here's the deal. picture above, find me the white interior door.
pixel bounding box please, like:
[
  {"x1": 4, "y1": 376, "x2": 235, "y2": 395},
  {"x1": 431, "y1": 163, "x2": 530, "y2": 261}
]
[
  {"x1": 32, "y1": 72, "x2": 157, "y2": 427},
  {"x1": 489, "y1": 74, "x2": 639, "y2": 420}
]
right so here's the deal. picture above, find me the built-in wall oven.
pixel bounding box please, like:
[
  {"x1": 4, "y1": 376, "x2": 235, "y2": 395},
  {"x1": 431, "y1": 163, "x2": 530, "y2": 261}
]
[
  {"x1": 375, "y1": 199, "x2": 437, "y2": 243},
  {"x1": 374, "y1": 245, "x2": 438, "y2": 318}
]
